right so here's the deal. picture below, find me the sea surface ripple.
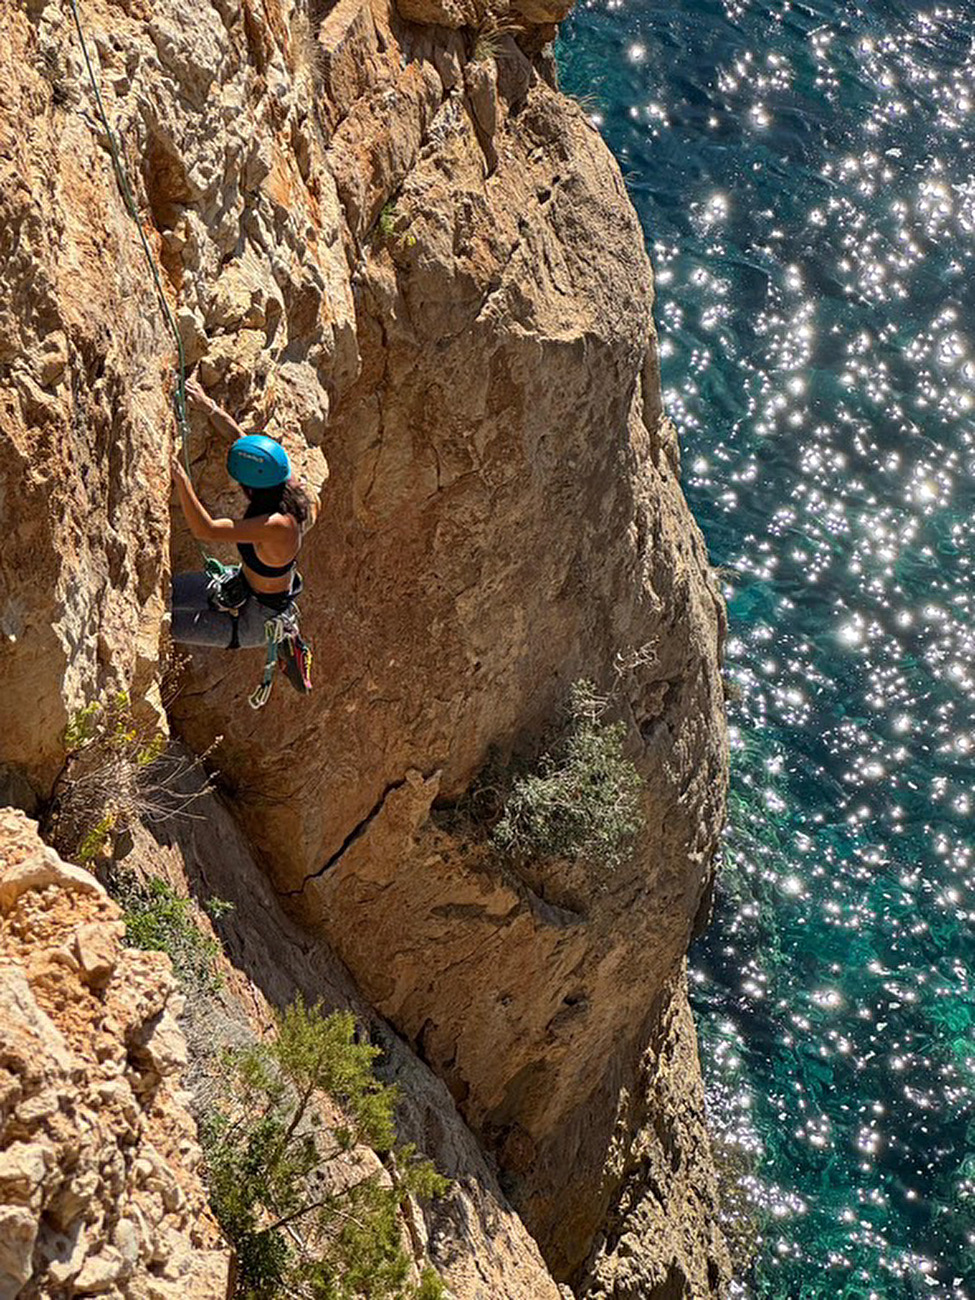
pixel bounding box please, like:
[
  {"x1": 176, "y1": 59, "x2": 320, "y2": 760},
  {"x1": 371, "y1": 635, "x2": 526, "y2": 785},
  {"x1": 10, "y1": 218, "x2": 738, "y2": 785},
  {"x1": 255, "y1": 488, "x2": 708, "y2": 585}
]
[{"x1": 558, "y1": 3, "x2": 975, "y2": 1295}]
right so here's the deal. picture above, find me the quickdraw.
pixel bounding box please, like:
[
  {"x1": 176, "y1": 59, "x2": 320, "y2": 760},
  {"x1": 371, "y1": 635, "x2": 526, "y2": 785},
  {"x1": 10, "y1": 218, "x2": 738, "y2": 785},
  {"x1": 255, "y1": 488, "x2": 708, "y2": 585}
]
[
  {"x1": 201, "y1": 561, "x2": 312, "y2": 707},
  {"x1": 250, "y1": 606, "x2": 313, "y2": 710}
]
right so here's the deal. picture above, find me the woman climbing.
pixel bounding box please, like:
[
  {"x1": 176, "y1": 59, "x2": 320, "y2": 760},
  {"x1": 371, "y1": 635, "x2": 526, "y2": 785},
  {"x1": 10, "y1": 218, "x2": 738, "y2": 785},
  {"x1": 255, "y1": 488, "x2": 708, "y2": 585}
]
[{"x1": 170, "y1": 380, "x2": 315, "y2": 704}]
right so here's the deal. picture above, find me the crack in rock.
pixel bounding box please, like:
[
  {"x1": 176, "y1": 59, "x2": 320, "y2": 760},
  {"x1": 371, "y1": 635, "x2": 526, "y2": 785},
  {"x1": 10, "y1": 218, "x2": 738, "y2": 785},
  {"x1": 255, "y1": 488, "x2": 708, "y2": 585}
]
[{"x1": 280, "y1": 777, "x2": 409, "y2": 896}]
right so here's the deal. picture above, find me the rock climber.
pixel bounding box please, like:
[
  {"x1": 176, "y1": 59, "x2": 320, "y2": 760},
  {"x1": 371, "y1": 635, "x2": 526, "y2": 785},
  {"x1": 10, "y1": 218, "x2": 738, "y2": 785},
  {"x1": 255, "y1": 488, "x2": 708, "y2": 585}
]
[{"x1": 169, "y1": 379, "x2": 315, "y2": 700}]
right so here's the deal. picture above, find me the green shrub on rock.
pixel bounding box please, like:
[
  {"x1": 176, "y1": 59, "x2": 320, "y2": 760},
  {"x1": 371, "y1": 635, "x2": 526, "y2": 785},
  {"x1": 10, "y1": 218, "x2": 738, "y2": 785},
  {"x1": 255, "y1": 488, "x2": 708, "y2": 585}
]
[
  {"x1": 48, "y1": 690, "x2": 212, "y2": 864},
  {"x1": 201, "y1": 996, "x2": 448, "y2": 1299},
  {"x1": 414, "y1": 1270, "x2": 448, "y2": 1300},
  {"x1": 109, "y1": 870, "x2": 223, "y2": 995},
  {"x1": 491, "y1": 680, "x2": 644, "y2": 869}
]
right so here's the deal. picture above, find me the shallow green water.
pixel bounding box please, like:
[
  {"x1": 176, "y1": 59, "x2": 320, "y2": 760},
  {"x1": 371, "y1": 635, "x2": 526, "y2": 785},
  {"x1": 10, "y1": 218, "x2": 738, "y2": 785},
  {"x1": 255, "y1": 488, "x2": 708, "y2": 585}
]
[{"x1": 559, "y1": 4, "x2": 975, "y2": 1294}]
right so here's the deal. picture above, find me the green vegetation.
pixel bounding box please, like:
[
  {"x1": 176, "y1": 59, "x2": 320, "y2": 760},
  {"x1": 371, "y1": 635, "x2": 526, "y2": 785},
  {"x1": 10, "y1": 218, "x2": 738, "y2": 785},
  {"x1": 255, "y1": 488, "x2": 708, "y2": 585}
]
[
  {"x1": 63, "y1": 690, "x2": 165, "y2": 765},
  {"x1": 51, "y1": 693, "x2": 449, "y2": 1295},
  {"x1": 52, "y1": 691, "x2": 166, "y2": 862},
  {"x1": 490, "y1": 679, "x2": 644, "y2": 869},
  {"x1": 76, "y1": 810, "x2": 120, "y2": 866},
  {"x1": 472, "y1": 30, "x2": 502, "y2": 63},
  {"x1": 378, "y1": 201, "x2": 416, "y2": 249},
  {"x1": 108, "y1": 869, "x2": 224, "y2": 994},
  {"x1": 413, "y1": 1270, "x2": 446, "y2": 1300},
  {"x1": 290, "y1": 11, "x2": 325, "y2": 93},
  {"x1": 205, "y1": 895, "x2": 237, "y2": 920},
  {"x1": 201, "y1": 997, "x2": 449, "y2": 1299},
  {"x1": 48, "y1": 690, "x2": 213, "y2": 864},
  {"x1": 566, "y1": 89, "x2": 603, "y2": 120},
  {"x1": 99, "y1": 877, "x2": 450, "y2": 1294},
  {"x1": 472, "y1": 18, "x2": 520, "y2": 64}
]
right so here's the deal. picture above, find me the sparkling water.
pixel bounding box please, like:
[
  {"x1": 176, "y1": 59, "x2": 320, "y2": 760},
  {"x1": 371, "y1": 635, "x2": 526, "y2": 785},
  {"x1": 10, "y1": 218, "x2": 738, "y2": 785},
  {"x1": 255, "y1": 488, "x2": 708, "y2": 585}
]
[{"x1": 558, "y1": 3, "x2": 975, "y2": 1295}]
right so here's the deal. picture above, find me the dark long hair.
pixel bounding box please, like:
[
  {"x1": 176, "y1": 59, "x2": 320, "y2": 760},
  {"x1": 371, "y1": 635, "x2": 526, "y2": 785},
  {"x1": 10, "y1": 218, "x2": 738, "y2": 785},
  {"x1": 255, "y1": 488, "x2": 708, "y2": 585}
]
[{"x1": 243, "y1": 480, "x2": 312, "y2": 528}]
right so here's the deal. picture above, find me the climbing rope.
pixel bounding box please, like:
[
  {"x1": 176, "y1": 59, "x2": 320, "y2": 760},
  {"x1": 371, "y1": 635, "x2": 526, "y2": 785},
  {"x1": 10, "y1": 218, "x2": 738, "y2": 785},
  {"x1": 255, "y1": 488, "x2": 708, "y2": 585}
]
[
  {"x1": 64, "y1": 0, "x2": 315, "y2": 704},
  {"x1": 65, "y1": 0, "x2": 191, "y2": 471}
]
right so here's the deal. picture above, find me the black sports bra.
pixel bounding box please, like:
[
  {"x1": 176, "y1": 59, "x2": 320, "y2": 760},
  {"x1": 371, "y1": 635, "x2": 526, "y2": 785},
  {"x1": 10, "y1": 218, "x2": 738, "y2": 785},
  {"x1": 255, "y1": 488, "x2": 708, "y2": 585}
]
[
  {"x1": 237, "y1": 504, "x2": 299, "y2": 578},
  {"x1": 236, "y1": 541, "x2": 297, "y2": 578}
]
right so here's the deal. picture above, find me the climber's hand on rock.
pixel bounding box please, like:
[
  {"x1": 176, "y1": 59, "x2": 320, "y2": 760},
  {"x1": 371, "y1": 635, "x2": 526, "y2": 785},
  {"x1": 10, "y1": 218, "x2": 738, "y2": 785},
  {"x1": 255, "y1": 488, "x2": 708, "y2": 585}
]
[
  {"x1": 185, "y1": 377, "x2": 209, "y2": 408},
  {"x1": 171, "y1": 450, "x2": 189, "y2": 485}
]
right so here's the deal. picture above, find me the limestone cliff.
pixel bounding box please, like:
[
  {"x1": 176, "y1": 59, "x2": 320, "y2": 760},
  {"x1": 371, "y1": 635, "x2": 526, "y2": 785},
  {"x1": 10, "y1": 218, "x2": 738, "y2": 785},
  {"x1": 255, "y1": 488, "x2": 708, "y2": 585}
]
[
  {"x1": 0, "y1": 0, "x2": 730, "y2": 1293},
  {"x1": 0, "y1": 810, "x2": 230, "y2": 1298}
]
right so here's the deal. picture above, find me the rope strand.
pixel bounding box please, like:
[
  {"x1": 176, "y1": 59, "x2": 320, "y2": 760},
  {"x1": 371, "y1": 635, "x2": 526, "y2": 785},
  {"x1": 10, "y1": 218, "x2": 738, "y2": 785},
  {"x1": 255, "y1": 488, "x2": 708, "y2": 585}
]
[{"x1": 65, "y1": 0, "x2": 191, "y2": 467}]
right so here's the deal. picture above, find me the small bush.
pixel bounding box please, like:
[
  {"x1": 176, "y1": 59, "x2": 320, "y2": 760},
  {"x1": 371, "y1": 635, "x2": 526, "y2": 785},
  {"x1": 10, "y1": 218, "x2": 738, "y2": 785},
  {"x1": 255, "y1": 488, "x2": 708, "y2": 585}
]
[
  {"x1": 491, "y1": 680, "x2": 644, "y2": 869},
  {"x1": 473, "y1": 30, "x2": 501, "y2": 63},
  {"x1": 378, "y1": 201, "x2": 416, "y2": 249},
  {"x1": 289, "y1": 11, "x2": 324, "y2": 91},
  {"x1": 202, "y1": 997, "x2": 448, "y2": 1299},
  {"x1": 472, "y1": 18, "x2": 521, "y2": 63},
  {"x1": 109, "y1": 870, "x2": 223, "y2": 995},
  {"x1": 205, "y1": 895, "x2": 236, "y2": 920},
  {"x1": 48, "y1": 690, "x2": 214, "y2": 864},
  {"x1": 414, "y1": 1270, "x2": 447, "y2": 1300}
]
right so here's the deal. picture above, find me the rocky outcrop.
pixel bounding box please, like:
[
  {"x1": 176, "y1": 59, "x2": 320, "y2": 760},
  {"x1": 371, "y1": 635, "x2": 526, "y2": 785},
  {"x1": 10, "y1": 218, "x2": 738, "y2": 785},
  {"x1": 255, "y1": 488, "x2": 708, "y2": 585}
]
[
  {"x1": 577, "y1": 986, "x2": 729, "y2": 1297},
  {"x1": 0, "y1": 0, "x2": 730, "y2": 1293},
  {"x1": 135, "y1": 776, "x2": 566, "y2": 1300},
  {"x1": 0, "y1": 809, "x2": 229, "y2": 1299}
]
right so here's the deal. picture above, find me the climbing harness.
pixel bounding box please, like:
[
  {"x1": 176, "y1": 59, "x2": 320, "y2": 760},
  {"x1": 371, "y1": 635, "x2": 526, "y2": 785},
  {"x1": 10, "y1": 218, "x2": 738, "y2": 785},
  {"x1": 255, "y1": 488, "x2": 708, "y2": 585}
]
[
  {"x1": 204, "y1": 557, "x2": 250, "y2": 614},
  {"x1": 204, "y1": 560, "x2": 313, "y2": 708},
  {"x1": 65, "y1": 0, "x2": 194, "y2": 488}
]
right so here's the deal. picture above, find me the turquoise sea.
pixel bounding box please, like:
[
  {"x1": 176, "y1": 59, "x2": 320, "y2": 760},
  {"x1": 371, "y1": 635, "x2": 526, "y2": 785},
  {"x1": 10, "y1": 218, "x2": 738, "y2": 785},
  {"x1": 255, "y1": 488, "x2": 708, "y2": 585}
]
[{"x1": 559, "y1": 3, "x2": 975, "y2": 1295}]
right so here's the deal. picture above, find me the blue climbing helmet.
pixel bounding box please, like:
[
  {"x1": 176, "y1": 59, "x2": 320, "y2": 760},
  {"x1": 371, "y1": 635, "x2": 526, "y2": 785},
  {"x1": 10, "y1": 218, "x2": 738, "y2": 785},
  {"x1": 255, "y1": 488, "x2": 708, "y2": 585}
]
[{"x1": 227, "y1": 434, "x2": 290, "y2": 488}]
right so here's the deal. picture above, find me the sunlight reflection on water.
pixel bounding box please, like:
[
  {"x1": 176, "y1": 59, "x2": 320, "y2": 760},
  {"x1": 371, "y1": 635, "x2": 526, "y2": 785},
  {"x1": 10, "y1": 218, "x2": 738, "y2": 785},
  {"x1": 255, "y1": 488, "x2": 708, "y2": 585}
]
[{"x1": 560, "y1": 1, "x2": 975, "y2": 1293}]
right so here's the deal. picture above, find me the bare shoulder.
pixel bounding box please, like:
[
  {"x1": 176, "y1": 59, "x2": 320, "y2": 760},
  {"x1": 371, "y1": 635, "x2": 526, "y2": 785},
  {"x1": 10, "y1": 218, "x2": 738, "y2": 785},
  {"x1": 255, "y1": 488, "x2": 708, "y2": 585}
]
[{"x1": 272, "y1": 510, "x2": 302, "y2": 538}]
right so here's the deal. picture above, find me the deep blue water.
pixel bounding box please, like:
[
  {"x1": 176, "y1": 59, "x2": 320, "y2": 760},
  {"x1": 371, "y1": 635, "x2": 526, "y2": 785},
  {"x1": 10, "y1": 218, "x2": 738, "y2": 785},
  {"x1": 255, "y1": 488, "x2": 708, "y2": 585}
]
[{"x1": 558, "y1": 3, "x2": 975, "y2": 1295}]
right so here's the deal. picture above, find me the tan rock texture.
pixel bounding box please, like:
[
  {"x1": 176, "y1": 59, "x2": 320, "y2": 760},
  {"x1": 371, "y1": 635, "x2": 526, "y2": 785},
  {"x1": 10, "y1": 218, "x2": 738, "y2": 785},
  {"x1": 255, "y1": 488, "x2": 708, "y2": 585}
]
[
  {"x1": 134, "y1": 776, "x2": 565, "y2": 1300},
  {"x1": 0, "y1": 808, "x2": 230, "y2": 1299},
  {"x1": 0, "y1": 0, "x2": 730, "y2": 1293}
]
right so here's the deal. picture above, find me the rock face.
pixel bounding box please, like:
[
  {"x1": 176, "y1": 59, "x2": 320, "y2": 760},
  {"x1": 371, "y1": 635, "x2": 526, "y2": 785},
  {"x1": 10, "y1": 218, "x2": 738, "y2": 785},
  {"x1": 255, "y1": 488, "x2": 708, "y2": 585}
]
[
  {"x1": 0, "y1": 0, "x2": 730, "y2": 1293},
  {"x1": 0, "y1": 0, "x2": 171, "y2": 795},
  {"x1": 0, "y1": 809, "x2": 229, "y2": 1299},
  {"x1": 137, "y1": 777, "x2": 566, "y2": 1300}
]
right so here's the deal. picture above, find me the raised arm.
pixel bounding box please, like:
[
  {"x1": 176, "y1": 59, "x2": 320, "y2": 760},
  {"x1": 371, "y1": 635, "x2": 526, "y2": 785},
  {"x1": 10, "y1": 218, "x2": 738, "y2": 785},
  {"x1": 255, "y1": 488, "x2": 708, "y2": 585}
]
[
  {"x1": 171, "y1": 454, "x2": 297, "y2": 548},
  {"x1": 185, "y1": 377, "x2": 246, "y2": 442}
]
